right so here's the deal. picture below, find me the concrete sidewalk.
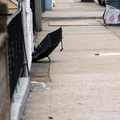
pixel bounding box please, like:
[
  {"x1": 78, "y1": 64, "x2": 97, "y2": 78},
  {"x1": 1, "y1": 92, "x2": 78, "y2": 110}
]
[{"x1": 22, "y1": 0, "x2": 120, "y2": 120}]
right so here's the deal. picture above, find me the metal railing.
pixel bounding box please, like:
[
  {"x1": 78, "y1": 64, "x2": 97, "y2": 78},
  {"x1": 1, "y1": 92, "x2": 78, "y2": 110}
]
[{"x1": 7, "y1": 8, "x2": 28, "y2": 99}]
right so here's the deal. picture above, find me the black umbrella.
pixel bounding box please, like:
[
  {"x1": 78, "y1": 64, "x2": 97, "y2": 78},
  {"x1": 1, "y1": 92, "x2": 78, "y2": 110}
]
[{"x1": 32, "y1": 27, "x2": 63, "y2": 62}]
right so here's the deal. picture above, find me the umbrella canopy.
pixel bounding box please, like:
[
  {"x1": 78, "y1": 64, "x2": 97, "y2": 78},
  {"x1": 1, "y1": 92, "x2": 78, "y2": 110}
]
[{"x1": 32, "y1": 27, "x2": 63, "y2": 62}]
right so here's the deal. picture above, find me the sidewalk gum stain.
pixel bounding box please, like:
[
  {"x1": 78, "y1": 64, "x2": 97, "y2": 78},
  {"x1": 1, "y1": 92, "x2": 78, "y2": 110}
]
[{"x1": 48, "y1": 116, "x2": 53, "y2": 119}]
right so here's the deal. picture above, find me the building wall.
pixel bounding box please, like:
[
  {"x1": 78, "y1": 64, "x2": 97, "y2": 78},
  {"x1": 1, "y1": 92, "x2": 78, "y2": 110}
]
[
  {"x1": 0, "y1": 2, "x2": 10, "y2": 120},
  {"x1": 0, "y1": 33, "x2": 10, "y2": 120}
]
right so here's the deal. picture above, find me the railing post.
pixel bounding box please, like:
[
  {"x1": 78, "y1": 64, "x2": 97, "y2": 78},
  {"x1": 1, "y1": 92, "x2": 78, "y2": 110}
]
[{"x1": 21, "y1": 1, "x2": 29, "y2": 77}]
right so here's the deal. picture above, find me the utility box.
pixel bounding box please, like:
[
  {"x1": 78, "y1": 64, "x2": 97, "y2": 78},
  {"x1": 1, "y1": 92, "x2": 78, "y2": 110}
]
[{"x1": 45, "y1": 0, "x2": 52, "y2": 11}]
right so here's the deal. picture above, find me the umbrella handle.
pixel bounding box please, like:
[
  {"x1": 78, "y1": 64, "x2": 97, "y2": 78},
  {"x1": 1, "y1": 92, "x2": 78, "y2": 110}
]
[{"x1": 60, "y1": 40, "x2": 63, "y2": 51}]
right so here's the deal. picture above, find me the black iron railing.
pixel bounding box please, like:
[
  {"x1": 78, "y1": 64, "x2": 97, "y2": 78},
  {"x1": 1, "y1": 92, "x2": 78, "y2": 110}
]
[{"x1": 7, "y1": 8, "x2": 28, "y2": 99}]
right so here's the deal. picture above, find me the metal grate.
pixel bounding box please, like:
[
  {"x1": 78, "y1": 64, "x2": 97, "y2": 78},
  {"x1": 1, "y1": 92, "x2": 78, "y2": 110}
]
[{"x1": 7, "y1": 8, "x2": 28, "y2": 99}]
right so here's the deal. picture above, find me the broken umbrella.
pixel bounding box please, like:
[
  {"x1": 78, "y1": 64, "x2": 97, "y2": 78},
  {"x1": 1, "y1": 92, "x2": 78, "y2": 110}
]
[{"x1": 32, "y1": 27, "x2": 63, "y2": 62}]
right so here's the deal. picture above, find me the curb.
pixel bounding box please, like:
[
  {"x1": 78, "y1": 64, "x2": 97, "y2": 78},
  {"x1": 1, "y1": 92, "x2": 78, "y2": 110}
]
[{"x1": 11, "y1": 77, "x2": 31, "y2": 120}]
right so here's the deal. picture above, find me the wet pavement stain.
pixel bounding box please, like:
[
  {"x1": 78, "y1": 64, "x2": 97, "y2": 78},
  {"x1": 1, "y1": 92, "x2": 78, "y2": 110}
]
[{"x1": 31, "y1": 81, "x2": 52, "y2": 92}]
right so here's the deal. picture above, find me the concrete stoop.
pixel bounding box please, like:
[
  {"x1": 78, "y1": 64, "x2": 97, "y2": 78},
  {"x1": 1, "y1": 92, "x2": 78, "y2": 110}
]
[{"x1": 11, "y1": 77, "x2": 31, "y2": 120}]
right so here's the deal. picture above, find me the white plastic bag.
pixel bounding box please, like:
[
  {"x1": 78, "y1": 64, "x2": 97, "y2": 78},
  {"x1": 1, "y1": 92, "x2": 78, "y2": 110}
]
[{"x1": 103, "y1": 5, "x2": 120, "y2": 24}]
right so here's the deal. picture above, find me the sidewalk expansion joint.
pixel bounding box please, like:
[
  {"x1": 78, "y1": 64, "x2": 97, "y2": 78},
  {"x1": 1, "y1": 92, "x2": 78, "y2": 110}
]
[{"x1": 43, "y1": 17, "x2": 102, "y2": 21}]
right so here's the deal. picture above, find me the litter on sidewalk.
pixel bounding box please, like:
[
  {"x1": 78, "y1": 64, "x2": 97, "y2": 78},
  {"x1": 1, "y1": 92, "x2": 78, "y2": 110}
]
[{"x1": 103, "y1": 5, "x2": 120, "y2": 25}]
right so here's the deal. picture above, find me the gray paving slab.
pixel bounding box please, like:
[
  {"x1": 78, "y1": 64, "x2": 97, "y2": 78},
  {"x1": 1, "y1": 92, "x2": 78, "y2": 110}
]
[{"x1": 22, "y1": 0, "x2": 120, "y2": 120}]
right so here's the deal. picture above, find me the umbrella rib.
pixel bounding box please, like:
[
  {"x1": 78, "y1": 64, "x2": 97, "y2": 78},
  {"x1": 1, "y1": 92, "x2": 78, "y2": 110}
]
[
  {"x1": 40, "y1": 45, "x2": 44, "y2": 50},
  {"x1": 48, "y1": 34, "x2": 52, "y2": 47},
  {"x1": 48, "y1": 56, "x2": 51, "y2": 61},
  {"x1": 60, "y1": 40, "x2": 63, "y2": 51}
]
